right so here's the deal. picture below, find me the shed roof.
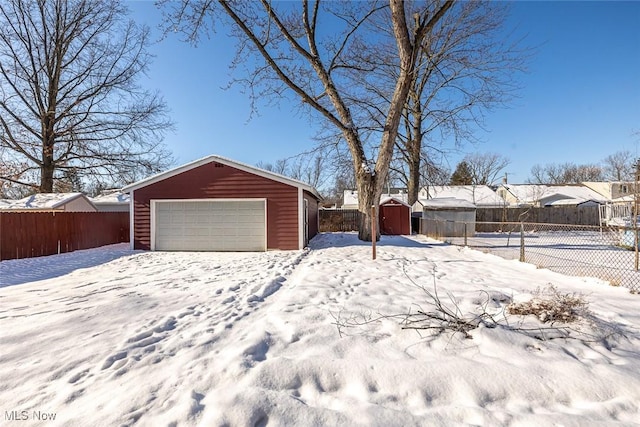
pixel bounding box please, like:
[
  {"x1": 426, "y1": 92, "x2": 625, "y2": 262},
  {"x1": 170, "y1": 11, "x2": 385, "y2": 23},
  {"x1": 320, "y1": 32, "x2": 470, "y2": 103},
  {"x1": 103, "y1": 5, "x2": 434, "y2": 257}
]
[
  {"x1": 420, "y1": 197, "x2": 476, "y2": 210},
  {"x1": 122, "y1": 155, "x2": 322, "y2": 200},
  {"x1": 380, "y1": 196, "x2": 411, "y2": 207}
]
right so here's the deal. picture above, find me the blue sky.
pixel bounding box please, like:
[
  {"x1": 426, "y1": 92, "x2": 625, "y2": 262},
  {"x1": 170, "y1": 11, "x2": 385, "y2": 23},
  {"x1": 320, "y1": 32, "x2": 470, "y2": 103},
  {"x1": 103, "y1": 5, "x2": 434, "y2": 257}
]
[{"x1": 128, "y1": 1, "x2": 639, "y2": 185}]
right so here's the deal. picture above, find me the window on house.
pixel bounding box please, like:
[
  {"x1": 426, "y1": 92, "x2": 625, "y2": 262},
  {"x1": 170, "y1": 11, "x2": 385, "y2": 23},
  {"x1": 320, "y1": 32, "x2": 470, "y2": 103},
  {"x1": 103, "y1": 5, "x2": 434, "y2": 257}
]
[{"x1": 621, "y1": 184, "x2": 628, "y2": 193}]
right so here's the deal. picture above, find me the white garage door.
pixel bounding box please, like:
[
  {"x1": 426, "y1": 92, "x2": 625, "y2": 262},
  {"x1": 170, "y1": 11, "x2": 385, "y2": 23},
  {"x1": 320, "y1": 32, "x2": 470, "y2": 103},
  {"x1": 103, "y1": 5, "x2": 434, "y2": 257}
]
[{"x1": 153, "y1": 199, "x2": 266, "y2": 251}]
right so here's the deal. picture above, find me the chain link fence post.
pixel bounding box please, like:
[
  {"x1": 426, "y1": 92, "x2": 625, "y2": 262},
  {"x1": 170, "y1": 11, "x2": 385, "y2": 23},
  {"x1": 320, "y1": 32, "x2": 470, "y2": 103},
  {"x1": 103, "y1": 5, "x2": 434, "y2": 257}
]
[
  {"x1": 464, "y1": 222, "x2": 468, "y2": 246},
  {"x1": 519, "y1": 222, "x2": 525, "y2": 262}
]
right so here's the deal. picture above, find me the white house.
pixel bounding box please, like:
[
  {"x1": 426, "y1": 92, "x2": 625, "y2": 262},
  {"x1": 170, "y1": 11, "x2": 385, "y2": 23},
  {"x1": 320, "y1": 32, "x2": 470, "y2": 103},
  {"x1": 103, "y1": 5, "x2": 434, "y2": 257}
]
[
  {"x1": 583, "y1": 181, "x2": 636, "y2": 201},
  {"x1": 417, "y1": 185, "x2": 505, "y2": 208},
  {"x1": 0, "y1": 192, "x2": 97, "y2": 212},
  {"x1": 496, "y1": 184, "x2": 608, "y2": 207}
]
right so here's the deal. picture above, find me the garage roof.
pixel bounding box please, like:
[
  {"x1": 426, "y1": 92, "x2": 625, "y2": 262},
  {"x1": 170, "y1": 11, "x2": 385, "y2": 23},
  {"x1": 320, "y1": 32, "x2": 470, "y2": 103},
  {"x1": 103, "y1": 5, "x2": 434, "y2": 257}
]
[{"x1": 122, "y1": 154, "x2": 322, "y2": 200}]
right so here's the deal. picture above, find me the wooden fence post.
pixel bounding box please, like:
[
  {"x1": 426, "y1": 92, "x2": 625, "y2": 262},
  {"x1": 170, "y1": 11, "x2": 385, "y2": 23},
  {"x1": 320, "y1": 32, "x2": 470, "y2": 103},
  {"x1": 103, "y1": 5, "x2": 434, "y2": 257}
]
[{"x1": 371, "y1": 205, "x2": 376, "y2": 260}]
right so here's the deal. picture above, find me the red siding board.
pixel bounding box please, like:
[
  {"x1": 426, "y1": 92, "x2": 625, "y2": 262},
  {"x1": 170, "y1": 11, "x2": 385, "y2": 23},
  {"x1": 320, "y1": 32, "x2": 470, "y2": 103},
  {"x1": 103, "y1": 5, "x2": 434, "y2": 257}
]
[{"x1": 133, "y1": 162, "x2": 301, "y2": 250}]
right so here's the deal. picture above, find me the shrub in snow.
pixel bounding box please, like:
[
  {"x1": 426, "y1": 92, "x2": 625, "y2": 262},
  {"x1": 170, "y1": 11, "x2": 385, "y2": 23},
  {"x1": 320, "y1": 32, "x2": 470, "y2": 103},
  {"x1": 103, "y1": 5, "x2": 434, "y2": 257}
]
[{"x1": 507, "y1": 285, "x2": 590, "y2": 324}]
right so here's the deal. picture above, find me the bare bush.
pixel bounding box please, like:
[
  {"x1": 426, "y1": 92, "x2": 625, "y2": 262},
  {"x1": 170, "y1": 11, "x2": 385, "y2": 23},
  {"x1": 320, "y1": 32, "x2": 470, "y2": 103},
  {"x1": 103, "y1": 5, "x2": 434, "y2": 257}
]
[
  {"x1": 507, "y1": 285, "x2": 590, "y2": 324},
  {"x1": 331, "y1": 268, "x2": 626, "y2": 345}
]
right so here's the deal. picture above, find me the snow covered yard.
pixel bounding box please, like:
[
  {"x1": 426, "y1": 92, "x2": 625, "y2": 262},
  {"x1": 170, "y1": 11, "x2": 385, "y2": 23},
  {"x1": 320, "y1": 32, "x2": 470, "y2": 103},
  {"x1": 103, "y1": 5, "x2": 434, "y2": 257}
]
[{"x1": 1, "y1": 233, "x2": 639, "y2": 426}]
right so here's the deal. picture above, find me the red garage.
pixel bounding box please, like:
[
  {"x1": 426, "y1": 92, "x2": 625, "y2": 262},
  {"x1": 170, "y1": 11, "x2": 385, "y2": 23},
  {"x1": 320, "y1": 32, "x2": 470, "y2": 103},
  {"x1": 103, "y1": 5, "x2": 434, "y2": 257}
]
[
  {"x1": 122, "y1": 155, "x2": 321, "y2": 251},
  {"x1": 379, "y1": 197, "x2": 411, "y2": 235}
]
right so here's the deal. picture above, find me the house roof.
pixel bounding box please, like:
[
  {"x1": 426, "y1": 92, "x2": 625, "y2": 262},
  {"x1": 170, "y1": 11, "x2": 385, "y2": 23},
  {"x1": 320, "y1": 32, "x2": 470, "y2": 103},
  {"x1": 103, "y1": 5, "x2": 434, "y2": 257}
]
[
  {"x1": 0, "y1": 192, "x2": 97, "y2": 210},
  {"x1": 544, "y1": 198, "x2": 600, "y2": 207},
  {"x1": 421, "y1": 185, "x2": 504, "y2": 207},
  {"x1": 500, "y1": 184, "x2": 608, "y2": 205},
  {"x1": 122, "y1": 155, "x2": 322, "y2": 200},
  {"x1": 91, "y1": 190, "x2": 130, "y2": 205},
  {"x1": 611, "y1": 195, "x2": 635, "y2": 203}
]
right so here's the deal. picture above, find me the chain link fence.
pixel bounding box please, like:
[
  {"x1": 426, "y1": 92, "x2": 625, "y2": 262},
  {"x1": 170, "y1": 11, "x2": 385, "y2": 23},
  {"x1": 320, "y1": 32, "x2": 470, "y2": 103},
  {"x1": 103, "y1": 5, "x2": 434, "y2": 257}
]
[{"x1": 421, "y1": 219, "x2": 640, "y2": 293}]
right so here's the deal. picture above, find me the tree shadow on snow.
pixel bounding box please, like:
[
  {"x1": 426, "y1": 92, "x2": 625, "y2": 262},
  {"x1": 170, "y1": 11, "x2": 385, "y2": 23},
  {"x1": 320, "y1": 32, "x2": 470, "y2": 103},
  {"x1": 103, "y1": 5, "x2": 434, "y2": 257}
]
[
  {"x1": 0, "y1": 243, "x2": 138, "y2": 287},
  {"x1": 310, "y1": 232, "x2": 440, "y2": 250}
]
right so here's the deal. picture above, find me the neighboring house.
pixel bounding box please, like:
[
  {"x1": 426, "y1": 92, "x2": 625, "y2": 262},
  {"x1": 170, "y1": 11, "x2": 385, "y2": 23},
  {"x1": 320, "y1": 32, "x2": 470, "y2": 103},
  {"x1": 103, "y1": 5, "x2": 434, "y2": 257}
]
[
  {"x1": 91, "y1": 190, "x2": 130, "y2": 212},
  {"x1": 0, "y1": 192, "x2": 97, "y2": 212},
  {"x1": 496, "y1": 184, "x2": 608, "y2": 207},
  {"x1": 583, "y1": 181, "x2": 636, "y2": 200},
  {"x1": 417, "y1": 185, "x2": 505, "y2": 208},
  {"x1": 599, "y1": 194, "x2": 635, "y2": 226},
  {"x1": 122, "y1": 155, "x2": 322, "y2": 252}
]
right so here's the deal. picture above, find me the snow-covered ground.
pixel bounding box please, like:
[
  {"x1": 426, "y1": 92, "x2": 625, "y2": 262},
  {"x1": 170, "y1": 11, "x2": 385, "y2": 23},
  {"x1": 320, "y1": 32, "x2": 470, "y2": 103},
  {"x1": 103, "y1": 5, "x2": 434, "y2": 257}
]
[
  {"x1": 1, "y1": 233, "x2": 639, "y2": 426},
  {"x1": 447, "y1": 230, "x2": 640, "y2": 291}
]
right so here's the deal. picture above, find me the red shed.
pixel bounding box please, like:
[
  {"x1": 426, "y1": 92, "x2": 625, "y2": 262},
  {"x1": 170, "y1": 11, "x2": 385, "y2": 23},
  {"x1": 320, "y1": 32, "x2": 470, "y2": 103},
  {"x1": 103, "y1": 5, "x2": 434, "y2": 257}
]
[
  {"x1": 122, "y1": 155, "x2": 321, "y2": 251},
  {"x1": 379, "y1": 197, "x2": 411, "y2": 235}
]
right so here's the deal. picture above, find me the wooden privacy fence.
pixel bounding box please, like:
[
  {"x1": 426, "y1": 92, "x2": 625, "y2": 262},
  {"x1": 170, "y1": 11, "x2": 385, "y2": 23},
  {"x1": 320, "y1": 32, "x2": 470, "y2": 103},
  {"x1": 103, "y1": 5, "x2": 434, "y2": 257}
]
[
  {"x1": 322, "y1": 206, "x2": 601, "y2": 233},
  {"x1": 0, "y1": 211, "x2": 129, "y2": 261},
  {"x1": 476, "y1": 206, "x2": 600, "y2": 227},
  {"x1": 319, "y1": 209, "x2": 361, "y2": 232}
]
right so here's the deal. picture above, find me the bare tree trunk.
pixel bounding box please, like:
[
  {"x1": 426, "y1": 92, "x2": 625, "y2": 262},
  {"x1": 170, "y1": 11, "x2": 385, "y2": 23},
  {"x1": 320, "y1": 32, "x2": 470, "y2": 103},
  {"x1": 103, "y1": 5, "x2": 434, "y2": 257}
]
[
  {"x1": 40, "y1": 119, "x2": 55, "y2": 193},
  {"x1": 356, "y1": 166, "x2": 382, "y2": 241},
  {"x1": 407, "y1": 153, "x2": 421, "y2": 206},
  {"x1": 407, "y1": 96, "x2": 422, "y2": 206}
]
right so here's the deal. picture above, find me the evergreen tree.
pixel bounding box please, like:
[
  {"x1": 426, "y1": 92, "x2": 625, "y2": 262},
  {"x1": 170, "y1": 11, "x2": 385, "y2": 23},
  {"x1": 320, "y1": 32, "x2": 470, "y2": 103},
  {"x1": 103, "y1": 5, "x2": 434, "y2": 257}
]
[{"x1": 450, "y1": 161, "x2": 473, "y2": 185}]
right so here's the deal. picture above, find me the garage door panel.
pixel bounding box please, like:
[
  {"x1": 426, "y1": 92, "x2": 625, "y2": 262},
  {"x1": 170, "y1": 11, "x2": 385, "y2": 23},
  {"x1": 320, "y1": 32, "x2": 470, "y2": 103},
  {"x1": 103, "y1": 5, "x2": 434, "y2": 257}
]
[{"x1": 154, "y1": 200, "x2": 266, "y2": 251}]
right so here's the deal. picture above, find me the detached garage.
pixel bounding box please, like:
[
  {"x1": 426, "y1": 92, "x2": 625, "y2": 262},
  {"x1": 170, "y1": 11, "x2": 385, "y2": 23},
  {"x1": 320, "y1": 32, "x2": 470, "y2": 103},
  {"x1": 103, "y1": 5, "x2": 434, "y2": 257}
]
[{"x1": 122, "y1": 155, "x2": 322, "y2": 251}]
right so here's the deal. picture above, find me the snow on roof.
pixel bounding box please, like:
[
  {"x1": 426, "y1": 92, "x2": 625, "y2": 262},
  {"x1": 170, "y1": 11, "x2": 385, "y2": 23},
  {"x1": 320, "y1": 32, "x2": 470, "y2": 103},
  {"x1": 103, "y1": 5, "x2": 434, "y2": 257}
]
[
  {"x1": 611, "y1": 195, "x2": 635, "y2": 203},
  {"x1": 544, "y1": 198, "x2": 599, "y2": 207},
  {"x1": 91, "y1": 191, "x2": 130, "y2": 205},
  {"x1": 379, "y1": 196, "x2": 410, "y2": 207},
  {"x1": 122, "y1": 155, "x2": 322, "y2": 200},
  {"x1": 419, "y1": 197, "x2": 476, "y2": 209},
  {"x1": 501, "y1": 184, "x2": 608, "y2": 204},
  {"x1": 342, "y1": 191, "x2": 410, "y2": 208},
  {"x1": 423, "y1": 185, "x2": 504, "y2": 207},
  {"x1": 0, "y1": 192, "x2": 93, "y2": 210}
]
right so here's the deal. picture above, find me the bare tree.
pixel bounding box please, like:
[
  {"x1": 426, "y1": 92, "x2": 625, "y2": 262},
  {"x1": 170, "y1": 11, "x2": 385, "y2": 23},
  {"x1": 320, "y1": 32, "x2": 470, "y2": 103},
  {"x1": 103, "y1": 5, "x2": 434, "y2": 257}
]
[
  {"x1": 602, "y1": 150, "x2": 634, "y2": 181},
  {"x1": 528, "y1": 162, "x2": 603, "y2": 184},
  {"x1": 255, "y1": 159, "x2": 289, "y2": 176},
  {"x1": 0, "y1": 0, "x2": 173, "y2": 194},
  {"x1": 257, "y1": 150, "x2": 328, "y2": 191},
  {"x1": 392, "y1": 1, "x2": 526, "y2": 204},
  {"x1": 463, "y1": 152, "x2": 510, "y2": 185},
  {"x1": 162, "y1": 0, "x2": 454, "y2": 241}
]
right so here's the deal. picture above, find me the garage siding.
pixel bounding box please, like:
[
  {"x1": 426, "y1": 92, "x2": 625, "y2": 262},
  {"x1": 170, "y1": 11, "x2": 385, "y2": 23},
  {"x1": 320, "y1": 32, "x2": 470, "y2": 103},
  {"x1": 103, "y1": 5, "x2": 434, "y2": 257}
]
[
  {"x1": 304, "y1": 191, "x2": 319, "y2": 241},
  {"x1": 133, "y1": 162, "x2": 299, "y2": 250}
]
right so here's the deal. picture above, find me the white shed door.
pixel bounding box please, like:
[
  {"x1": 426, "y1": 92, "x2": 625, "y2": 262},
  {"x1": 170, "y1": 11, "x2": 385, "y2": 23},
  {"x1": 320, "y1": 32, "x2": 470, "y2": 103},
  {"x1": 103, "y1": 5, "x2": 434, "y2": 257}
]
[{"x1": 154, "y1": 200, "x2": 266, "y2": 251}]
